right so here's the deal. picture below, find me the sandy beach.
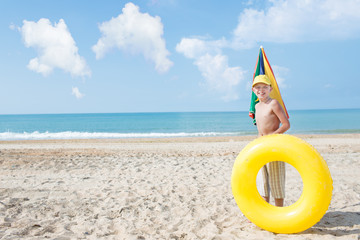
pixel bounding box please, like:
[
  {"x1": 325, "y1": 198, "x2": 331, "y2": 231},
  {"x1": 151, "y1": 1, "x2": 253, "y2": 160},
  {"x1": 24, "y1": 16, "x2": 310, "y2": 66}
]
[{"x1": 0, "y1": 134, "x2": 359, "y2": 239}]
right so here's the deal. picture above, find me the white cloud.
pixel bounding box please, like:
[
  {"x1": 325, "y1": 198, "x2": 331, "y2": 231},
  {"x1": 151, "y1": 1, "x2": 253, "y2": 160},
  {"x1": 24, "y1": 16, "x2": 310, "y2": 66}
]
[
  {"x1": 19, "y1": 18, "x2": 91, "y2": 77},
  {"x1": 232, "y1": 0, "x2": 360, "y2": 48},
  {"x1": 176, "y1": 38, "x2": 245, "y2": 101},
  {"x1": 71, "y1": 87, "x2": 85, "y2": 99},
  {"x1": 195, "y1": 54, "x2": 245, "y2": 101},
  {"x1": 175, "y1": 37, "x2": 226, "y2": 58},
  {"x1": 92, "y1": 2, "x2": 173, "y2": 73},
  {"x1": 175, "y1": 38, "x2": 208, "y2": 59}
]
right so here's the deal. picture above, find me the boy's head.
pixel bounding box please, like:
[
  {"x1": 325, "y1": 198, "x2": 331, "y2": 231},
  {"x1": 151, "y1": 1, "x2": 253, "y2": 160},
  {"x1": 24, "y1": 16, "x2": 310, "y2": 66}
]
[{"x1": 252, "y1": 75, "x2": 271, "y2": 87}]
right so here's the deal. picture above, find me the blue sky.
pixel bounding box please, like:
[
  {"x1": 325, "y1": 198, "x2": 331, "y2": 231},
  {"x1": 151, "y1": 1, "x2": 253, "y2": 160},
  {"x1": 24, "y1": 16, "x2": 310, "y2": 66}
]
[{"x1": 1, "y1": 0, "x2": 360, "y2": 114}]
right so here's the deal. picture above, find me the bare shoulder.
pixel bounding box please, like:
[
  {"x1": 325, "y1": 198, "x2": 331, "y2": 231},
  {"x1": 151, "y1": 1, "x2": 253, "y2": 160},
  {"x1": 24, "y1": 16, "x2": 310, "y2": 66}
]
[
  {"x1": 270, "y1": 99, "x2": 280, "y2": 105},
  {"x1": 270, "y1": 99, "x2": 281, "y2": 109}
]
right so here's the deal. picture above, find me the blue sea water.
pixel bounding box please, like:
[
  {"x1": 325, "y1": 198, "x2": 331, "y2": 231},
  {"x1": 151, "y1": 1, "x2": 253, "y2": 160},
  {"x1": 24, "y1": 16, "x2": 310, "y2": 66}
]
[{"x1": 0, "y1": 109, "x2": 359, "y2": 140}]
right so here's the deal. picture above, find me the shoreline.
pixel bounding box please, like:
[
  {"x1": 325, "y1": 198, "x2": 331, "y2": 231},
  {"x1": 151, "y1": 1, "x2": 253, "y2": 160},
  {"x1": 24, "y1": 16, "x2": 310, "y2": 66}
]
[
  {"x1": 1, "y1": 132, "x2": 359, "y2": 144},
  {"x1": 0, "y1": 133, "x2": 359, "y2": 239}
]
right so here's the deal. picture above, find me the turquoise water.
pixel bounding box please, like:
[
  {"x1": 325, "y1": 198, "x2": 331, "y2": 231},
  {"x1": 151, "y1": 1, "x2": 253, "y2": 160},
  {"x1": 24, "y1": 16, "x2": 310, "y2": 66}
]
[
  {"x1": 287, "y1": 109, "x2": 360, "y2": 134},
  {"x1": 0, "y1": 109, "x2": 359, "y2": 140}
]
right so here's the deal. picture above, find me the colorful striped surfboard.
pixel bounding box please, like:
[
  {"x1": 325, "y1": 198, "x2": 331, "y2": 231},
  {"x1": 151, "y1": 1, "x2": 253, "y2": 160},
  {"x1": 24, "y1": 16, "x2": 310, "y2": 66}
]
[{"x1": 249, "y1": 47, "x2": 289, "y2": 125}]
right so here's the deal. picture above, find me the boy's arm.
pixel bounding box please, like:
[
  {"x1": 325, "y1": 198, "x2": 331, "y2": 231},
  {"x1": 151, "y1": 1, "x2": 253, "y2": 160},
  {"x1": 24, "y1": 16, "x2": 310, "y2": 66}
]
[{"x1": 272, "y1": 100, "x2": 290, "y2": 134}]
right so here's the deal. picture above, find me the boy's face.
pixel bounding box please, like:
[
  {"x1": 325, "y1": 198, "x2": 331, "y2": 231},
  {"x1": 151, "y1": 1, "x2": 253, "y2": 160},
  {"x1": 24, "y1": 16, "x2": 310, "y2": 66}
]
[{"x1": 252, "y1": 83, "x2": 272, "y2": 100}]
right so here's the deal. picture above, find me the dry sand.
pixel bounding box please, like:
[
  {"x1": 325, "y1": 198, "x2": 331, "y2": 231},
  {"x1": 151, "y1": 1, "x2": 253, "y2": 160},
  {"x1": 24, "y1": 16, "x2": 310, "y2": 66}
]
[{"x1": 0, "y1": 134, "x2": 359, "y2": 239}]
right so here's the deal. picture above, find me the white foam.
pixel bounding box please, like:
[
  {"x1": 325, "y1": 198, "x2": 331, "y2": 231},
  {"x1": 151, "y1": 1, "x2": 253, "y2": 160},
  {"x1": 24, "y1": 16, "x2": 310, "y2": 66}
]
[{"x1": 0, "y1": 131, "x2": 239, "y2": 141}]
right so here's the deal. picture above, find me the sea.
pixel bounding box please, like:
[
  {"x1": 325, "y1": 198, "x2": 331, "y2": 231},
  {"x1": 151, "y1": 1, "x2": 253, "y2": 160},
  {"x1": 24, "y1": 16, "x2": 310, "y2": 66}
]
[{"x1": 0, "y1": 109, "x2": 359, "y2": 141}]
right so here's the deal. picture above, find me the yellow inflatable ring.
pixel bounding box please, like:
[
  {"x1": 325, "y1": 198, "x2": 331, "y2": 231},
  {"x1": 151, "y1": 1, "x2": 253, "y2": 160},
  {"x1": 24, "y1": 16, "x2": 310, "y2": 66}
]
[{"x1": 231, "y1": 134, "x2": 332, "y2": 234}]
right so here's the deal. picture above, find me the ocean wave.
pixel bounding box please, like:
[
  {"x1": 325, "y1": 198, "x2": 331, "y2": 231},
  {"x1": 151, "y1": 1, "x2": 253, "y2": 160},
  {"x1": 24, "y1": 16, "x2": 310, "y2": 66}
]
[{"x1": 0, "y1": 131, "x2": 241, "y2": 141}]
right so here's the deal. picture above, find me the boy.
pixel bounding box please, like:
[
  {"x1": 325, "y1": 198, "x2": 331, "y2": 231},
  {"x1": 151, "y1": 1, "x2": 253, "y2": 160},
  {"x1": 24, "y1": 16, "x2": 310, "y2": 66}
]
[{"x1": 252, "y1": 74, "x2": 290, "y2": 207}]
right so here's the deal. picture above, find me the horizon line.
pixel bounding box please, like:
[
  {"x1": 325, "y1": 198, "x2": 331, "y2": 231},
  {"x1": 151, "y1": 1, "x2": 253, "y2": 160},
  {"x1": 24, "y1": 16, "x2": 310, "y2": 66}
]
[{"x1": 1, "y1": 107, "x2": 360, "y2": 116}]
